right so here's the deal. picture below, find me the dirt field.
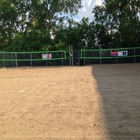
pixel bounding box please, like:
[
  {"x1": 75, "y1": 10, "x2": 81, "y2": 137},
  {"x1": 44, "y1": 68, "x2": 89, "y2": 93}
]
[{"x1": 0, "y1": 64, "x2": 140, "y2": 140}]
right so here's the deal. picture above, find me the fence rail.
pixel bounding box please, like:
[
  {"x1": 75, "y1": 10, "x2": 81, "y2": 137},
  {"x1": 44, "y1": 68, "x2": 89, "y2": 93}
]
[{"x1": 0, "y1": 47, "x2": 140, "y2": 67}]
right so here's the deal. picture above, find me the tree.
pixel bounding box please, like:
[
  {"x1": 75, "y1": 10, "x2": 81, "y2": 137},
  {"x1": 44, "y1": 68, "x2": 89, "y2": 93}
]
[
  {"x1": 6, "y1": 29, "x2": 51, "y2": 51},
  {"x1": 0, "y1": 0, "x2": 18, "y2": 49},
  {"x1": 93, "y1": 4, "x2": 112, "y2": 48},
  {"x1": 75, "y1": 18, "x2": 95, "y2": 49},
  {"x1": 105, "y1": 0, "x2": 140, "y2": 47},
  {"x1": 92, "y1": 0, "x2": 140, "y2": 48},
  {"x1": 0, "y1": 0, "x2": 82, "y2": 51}
]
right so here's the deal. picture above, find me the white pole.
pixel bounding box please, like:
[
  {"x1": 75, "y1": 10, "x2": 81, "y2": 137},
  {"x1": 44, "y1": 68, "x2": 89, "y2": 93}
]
[
  {"x1": 72, "y1": 45, "x2": 73, "y2": 68},
  {"x1": 69, "y1": 46, "x2": 71, "y2": 68}
]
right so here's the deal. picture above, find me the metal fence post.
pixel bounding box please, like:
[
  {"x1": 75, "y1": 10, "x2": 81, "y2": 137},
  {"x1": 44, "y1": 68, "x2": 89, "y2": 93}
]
[
  {"x1": 3, "y1": 51, "x2": 5, "y2": 68},
  {"x1": 100, "y1": 49, "x2": 101, "y2": 64},
  {"x1": 84, "y1": 49, "x2": 85, "y2": 65},
  {"x1": 30, "y1": 52, "x2": 32, "y2": 66},
  {"x1": 117, "y1": 49, "x2": 118, "y2": 64},
  {"x1": 11, "y1": 52, "x2": 13, "y2": 67},
  {"x1": 72, "y1": 46, "x2": 73, "y2": 67},
  {"x1": 134, "y1": 47, "x2": 136, "y2": 63},
  {"x1": 15, "y1": 52, "x2": 18, "y2": 67},
  {"x1": 78, "y1": 50, "x2": 80, "y2": 66},
  {"x1": 62, "y1": 52, "x2": 63, "y2": 66}
]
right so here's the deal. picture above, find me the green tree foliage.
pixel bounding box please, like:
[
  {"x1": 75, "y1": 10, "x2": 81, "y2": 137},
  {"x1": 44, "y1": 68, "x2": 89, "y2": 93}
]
[
  {"x1": 0, "y1": 0, "x2": 18, "y2": 49},
  {"x1": 93, "y1": 5, "x2": 112, "y2": 48},
  {"x1": 93, "y1": 0, "x2": 140, "y2": 48},
  {"x1": 1, "y1": 0, "x2": 140, "y2": 51},
  {"x1": 106, "y1": 0, "x2": 140, "y2": 47},
  {"x1": 0, "y1": 0, "x2": 82, "y2": 51},
  {"x1": 59, "y1": 18, "x2": 95, "y2": 49},
  {"x1": 6, "y1": 29, "x2": 51, "y2": 51},
  {"x1": 76, "y1": 18, "x2": 95, "y2": 49},
  {"x1": 25, "y1": 0, "x2": 82, "y2": 30}
]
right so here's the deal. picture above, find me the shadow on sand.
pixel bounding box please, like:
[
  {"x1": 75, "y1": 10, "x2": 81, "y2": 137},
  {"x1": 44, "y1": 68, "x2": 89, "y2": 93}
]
[{"x1": 91, "y1": 64, "x2": 140, "y2": 140}]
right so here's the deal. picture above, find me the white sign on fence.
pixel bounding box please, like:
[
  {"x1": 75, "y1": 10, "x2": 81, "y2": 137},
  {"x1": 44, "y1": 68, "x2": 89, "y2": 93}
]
[
  {"x1": 118, "y1": 51, "x2": 128, "y2": 56},
  {"x1": 42, "y1": 54, "x2": 52, "y2": 59}
]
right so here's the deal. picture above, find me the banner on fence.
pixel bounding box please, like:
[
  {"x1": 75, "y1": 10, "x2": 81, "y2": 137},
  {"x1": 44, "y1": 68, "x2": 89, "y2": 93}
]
[
  {"x1": 42, "y1": 54, "x2": 52, "y2": 59},
  {"x1": 110, "y1": 51, "x2": 128, "y2": 57},
  {"x1": 110, "y1": 51, "x2": 118, "y2": 56}
]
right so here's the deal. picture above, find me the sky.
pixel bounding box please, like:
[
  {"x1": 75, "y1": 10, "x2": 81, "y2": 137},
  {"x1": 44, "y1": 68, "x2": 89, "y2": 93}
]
[{"x1": 74, "y1": 0, "x2": 104, "y2": 22}]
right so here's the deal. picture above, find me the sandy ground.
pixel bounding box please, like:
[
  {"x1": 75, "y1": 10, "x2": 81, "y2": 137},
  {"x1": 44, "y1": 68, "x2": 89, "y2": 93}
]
[{"x1": 0, "y1": 64, "x2": 140, "y2": 140}]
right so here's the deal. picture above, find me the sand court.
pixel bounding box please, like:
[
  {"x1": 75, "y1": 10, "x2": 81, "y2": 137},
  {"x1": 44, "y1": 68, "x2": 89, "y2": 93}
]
[{"x1": 0, "y1": 64, "x2": 140, "y2": 140}]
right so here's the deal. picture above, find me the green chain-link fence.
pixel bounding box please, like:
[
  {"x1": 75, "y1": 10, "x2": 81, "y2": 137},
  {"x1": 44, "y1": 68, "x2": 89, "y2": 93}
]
[{"x1": 0, "y1": 47, "x2": 140, "y2": 67}]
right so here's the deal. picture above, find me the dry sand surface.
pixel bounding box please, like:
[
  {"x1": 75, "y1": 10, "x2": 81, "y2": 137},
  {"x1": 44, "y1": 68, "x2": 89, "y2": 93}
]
[{"x1": 0, "y1": 64, "x2": 140, "y2": 140}]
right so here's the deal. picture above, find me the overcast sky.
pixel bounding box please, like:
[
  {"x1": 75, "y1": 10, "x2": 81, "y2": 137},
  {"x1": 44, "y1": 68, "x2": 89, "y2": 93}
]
[{"x1": 74, "y1": 0, "x2": 104, "y2": 22}]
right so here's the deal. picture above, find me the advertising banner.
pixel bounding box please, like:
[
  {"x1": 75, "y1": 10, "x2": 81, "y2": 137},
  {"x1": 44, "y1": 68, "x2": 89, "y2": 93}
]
[
  {"x1": 42, "y1": 54, "x2": 52, "y2": 59},
  {"x1": 118, "y1": 51, "x2": 128, "y2": 56},
  {"x1": 110, "y1": 51, "x2": 118, "y2": 56},
  {"x1": 110, "y1": 51, "x2": 128, "y2": 57}
]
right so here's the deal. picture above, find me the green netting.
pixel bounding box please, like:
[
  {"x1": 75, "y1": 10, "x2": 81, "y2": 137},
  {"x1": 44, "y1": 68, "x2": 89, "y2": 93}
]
[
  {"x1": 0, "y1": 50, "x2": 66, "y2": 62},
  {"x1": 0, "y1": 48, "x2": 140, "y2": 67},
  {"x1": 81, "y1": 47, "x2": 140, "y2": 59}
]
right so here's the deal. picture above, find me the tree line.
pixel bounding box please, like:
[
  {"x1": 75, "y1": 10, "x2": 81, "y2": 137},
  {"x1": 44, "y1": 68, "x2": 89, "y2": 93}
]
[{"x1": 0, "y1": 0, "x2": 140, "y2": 52}]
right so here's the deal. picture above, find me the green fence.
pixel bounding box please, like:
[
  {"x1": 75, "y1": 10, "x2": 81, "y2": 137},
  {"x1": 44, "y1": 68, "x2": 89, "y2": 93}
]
[
  {"x1": 81, "y1": 47, "x2": 140, "y2": 65},
  {"x1": 0, "y1": 50, "x2": 66, "y2": 67},
  {"x1": 0, "y1": 47, "x2": 140, "y2": 67}
]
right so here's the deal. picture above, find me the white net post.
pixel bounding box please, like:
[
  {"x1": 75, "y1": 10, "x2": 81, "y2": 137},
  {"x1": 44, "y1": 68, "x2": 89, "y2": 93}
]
[
  {"x1": 69, "y1": 45, "x2": 73, "y2": 68},
  {"x1": 72, "y1": 45, "x2": 73, "y2": 67},
  {"x1": 82, "y1": 39, "x2": 88, "y2": 66}
]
